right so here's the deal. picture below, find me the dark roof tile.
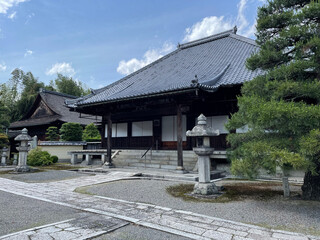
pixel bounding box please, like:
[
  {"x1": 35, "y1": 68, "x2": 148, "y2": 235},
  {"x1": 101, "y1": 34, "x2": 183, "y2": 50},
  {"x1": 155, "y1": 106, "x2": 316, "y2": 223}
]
[{"x1": 70, "y1": 30, "x2": 263, "y2": 107}]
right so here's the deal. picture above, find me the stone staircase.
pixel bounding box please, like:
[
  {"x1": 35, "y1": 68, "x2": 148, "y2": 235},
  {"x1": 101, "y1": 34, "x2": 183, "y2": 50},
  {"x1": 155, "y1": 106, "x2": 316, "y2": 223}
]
[{"x1": 112, "y1": 150, "x2": 198, "y2": 171}]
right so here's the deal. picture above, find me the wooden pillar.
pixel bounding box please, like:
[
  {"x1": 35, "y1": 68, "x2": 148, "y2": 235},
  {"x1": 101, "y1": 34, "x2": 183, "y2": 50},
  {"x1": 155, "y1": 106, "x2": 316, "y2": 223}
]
[
  {"x1": 101, "y1": 116, "x2": 107, "y2": 149},
  {"x1": 177, "y1": 104, "x2": 184, "y2": 170},
  {"x1": 107, "y1": 112, "x2": 112, "y2": 165}
]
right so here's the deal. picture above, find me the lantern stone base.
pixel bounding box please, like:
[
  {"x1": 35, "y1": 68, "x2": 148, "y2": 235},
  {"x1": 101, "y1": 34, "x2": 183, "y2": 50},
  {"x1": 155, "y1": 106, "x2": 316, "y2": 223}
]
[
  {"x1": 15, "y1": 165, "x2": 31, "y2": 173},
  {"x1": 193, "y1": 182, "x2": 219, "y2": 195}
]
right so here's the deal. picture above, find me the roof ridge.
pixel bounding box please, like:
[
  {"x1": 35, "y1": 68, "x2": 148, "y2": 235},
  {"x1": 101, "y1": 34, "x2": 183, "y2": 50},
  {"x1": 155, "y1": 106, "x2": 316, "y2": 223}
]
[
  {"x1": 39, "y1": 88, "x2": 78, "y2": 99},
  {"x1": 91, "y1": 48, "x2": 181, "y2": 95},
  {"x1": 179, "y1": 29, "x2": 234, "y2": 50},
  {"x1": 229, "y1": 33, "x2": 258, "y2": 47}
]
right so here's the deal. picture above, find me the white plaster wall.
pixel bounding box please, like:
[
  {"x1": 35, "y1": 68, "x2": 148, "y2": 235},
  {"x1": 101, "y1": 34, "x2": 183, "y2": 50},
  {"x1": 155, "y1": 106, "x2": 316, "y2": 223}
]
[{"x1": 40, "y1": 145, "x2": 84, "y2": 161}]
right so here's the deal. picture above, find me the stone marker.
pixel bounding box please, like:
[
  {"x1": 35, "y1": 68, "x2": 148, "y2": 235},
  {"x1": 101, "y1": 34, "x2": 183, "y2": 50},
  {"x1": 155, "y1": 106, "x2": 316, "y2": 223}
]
[
  {"x1": 1, "y1": 147, "x2": 8, "y2": 166},
  {"x1": 186, "y1": 114, "x2": 220, "y2": 195},
  {"x1": 14, "y1": 128, "x2": 32, "y2": 172},
  {"x1": 282, "y1": 177, "x2": 290, "y2": 197},
  {"x1": 13, "y1": 153, "x2": 18, "y2": 165}
]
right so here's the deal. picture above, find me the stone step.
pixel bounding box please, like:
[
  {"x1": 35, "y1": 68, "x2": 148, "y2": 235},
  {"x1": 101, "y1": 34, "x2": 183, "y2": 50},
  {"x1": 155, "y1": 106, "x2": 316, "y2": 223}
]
[
  {"x1": 117, "y1": 150, "x2": 197, "y2": 157},
  {"x1": 114, "y1": 155, "x2": 197, "y2": 161},
  {"x1": 113, "y1": 159, "x2": 197, "y2": 167}
]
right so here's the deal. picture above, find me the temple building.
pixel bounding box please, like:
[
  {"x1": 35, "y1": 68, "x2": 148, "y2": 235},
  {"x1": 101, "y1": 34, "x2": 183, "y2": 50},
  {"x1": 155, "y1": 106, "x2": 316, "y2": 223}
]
[
  {"x1": 67, "y1": 28, "x2": 262, "y2": 171},
  {"x1": 10, "y1": 89, "x2": 95, "y2": 140}
]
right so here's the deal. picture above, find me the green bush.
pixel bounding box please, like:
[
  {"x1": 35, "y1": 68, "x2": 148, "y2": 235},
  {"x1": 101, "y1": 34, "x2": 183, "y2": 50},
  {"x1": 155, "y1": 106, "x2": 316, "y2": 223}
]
[
  {"x1": 83, "y1": 123, "x2": 101, "y2": 142},
  {"x1": 27, "y1": 147, "x2": 53, "y2": 166},
  {"x1": 51, "y1": 155, "x2": 59, "y2": 163},
  {"x1": 60, "y1": 123, "x2": 83, "y2": 141},
  {"x1": 46, "y1": 126, "x2": 59, "y2": 141}
]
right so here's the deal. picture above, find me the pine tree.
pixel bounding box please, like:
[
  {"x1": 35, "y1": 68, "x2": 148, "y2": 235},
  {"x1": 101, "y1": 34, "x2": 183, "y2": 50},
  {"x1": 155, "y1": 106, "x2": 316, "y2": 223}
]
[
  {"x1": 83, "y1": 123, "x2": 101, "y2": 142},
  {"x1": 45, "y1": 126, "x2": 59, "y2": 141},
  {"x1": 226, "y1": 0, "x2": 320, "y2": 200}
]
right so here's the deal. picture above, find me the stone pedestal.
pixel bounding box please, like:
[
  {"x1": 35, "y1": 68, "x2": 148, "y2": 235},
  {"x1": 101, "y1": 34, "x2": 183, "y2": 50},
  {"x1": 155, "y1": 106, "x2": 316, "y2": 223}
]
[
  {"x1": 193, "y1": 182, "x2": 219, "y2": 195},
  {"x1": 192, "y1": 147, "x2": 219, "y2": 195},
  {"x1": 1, "y1": 147, "x2": 8, "y2": 166}
]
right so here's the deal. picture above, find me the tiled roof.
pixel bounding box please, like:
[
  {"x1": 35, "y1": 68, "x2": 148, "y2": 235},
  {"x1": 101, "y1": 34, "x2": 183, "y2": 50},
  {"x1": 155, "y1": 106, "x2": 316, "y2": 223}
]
[
  {"x1": 68, "y1": 29, "x2": 263, "y2": 107},
  {"x1": 10, "y1": 89, "x2": 97, "y2": 128}
]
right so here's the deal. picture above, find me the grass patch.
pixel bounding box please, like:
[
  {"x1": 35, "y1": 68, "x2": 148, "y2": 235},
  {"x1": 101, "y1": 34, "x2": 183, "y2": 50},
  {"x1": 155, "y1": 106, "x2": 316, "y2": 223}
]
[
  {"x1": 166, "y1": 182, "x2": 297, "y2": 203},
  {"x1": 37, "y1": 164, "x2": 83, "y2": 171},
  {"x1": 74, "y1": 186, "x2": 94, "y2": 195}
]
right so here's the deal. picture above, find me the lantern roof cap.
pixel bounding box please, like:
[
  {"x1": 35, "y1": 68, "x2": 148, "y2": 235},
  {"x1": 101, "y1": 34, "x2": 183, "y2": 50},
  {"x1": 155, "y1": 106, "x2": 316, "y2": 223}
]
[{"x1": 186, "y1": 114, "x2": 220, "y2": 137}]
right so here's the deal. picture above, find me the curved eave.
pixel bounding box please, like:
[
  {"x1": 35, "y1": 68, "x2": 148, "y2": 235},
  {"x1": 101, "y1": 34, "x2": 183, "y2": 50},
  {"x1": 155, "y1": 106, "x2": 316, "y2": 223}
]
[{"x1": 73, "y1": 86, "x2": 200, "y2": 109}]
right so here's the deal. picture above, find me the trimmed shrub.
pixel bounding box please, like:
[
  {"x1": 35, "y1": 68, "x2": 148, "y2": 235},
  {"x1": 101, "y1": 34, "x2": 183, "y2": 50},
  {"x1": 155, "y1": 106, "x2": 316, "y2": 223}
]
[
  {"x1": 83, "y1": 123, "x2": 101, "y2": 142},
  {"x1": 51, "y1": 155, "x2": 59, "y2": 163},
  {"x1": 27, "y1": 147, "x2": 53, "y2": 166},
  {"x1": 46, "y1": 126, "x2": 59, "y2": 141},
  {"x1": 60, "y1": 123, "x2": 83, "y2": 141}
]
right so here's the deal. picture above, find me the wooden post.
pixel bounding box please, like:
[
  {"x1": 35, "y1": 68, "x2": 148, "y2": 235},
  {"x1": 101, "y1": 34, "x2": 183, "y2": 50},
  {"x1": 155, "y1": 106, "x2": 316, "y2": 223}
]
[
  {"x1": 101, "y1": 116, "x2": 107, "y2": 149},
  {"x1": 177, "y1": 104, "x2": 184, "y2": 171},
  {"x1": 107, "y1": 112, "x2": 113, "y2": 165}
]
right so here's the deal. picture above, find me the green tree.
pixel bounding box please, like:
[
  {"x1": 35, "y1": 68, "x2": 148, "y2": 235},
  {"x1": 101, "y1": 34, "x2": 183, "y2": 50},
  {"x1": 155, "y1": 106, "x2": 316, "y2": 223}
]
[
  {"x1": 0, "y1": 133, "x2": 9, "y2": 148},
  {"x1": 0, "y1": 69, "x2": 52, "y2": 122},
  {"x1": 0, "y1": 102, "x2": 9, "y2": 132},
  {"x1": 15, "y1": 71, "x2": 45, "y2": 121},
  {"x1": 60, "y1": 123, "x2": 83, "y2": 141},
  {"x1": 83, "y1": 123, "x2": 101, "y2": 142},
  {"x1": 54, "y1": 74, "x2": 90, "y2": 97},
  {"x1": 226, "y1": 0, "x2": 320, "y2": 200},
  {"x1": 45, "y1": 126, "x2": 59, "y2": 141}
]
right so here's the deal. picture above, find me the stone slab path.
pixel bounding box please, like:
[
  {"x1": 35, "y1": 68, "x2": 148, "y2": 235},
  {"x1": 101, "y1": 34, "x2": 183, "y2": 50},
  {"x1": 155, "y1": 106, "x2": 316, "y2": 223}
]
[{"x1": 0, "y1": 171, "x2": 319, "y2": 240}]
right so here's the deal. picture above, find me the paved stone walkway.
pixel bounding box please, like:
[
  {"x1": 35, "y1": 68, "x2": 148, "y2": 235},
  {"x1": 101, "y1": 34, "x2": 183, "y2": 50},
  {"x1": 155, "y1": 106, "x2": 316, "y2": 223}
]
[{"x1": 0, "y1": 171, "x2": 319, "y2": 240}]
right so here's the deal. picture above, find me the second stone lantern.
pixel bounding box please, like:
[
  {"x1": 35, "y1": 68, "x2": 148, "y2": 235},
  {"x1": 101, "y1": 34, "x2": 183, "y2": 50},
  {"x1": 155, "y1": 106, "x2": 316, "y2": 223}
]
[{"x1": 186, "y1": 114, "x2": 220, "y2": 195}]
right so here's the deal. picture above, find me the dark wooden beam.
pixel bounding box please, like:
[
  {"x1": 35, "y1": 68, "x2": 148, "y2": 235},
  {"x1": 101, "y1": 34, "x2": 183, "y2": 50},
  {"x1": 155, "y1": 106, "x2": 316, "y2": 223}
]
[
  {"x1": 101, "y1": 116, "x2": 107, "y2": 149},
  {"x1": 107, "y1": 112, "x2": 112, "y2": 165},
  {"x1": 176, "y1": 103, "x2": 184, "y2": 170}
]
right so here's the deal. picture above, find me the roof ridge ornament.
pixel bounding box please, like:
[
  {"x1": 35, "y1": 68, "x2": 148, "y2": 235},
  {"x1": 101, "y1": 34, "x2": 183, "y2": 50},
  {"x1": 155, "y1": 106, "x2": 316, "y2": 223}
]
[
  {"x1": 191, "y1": 75, "x2": 199, "y2": 87},
  {"x1": 233, "y1": 25, "x2": 237, "y2": 34}
]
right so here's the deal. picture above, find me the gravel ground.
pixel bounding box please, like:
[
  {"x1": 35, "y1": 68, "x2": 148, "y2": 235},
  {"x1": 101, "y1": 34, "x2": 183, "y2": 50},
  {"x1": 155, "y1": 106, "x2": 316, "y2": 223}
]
[
  {"x1": 0, "y1": 190, "x2": 82, "y2": 236},
  {"x1": 94, "y1": 224, "x2": 191, "y2": 240},
  {"x1": 0, "y1": 170, "x2": 92, "y2": 183},
  {"x1": 84, "y1": 179, "x2": 320, "y2": 235}
]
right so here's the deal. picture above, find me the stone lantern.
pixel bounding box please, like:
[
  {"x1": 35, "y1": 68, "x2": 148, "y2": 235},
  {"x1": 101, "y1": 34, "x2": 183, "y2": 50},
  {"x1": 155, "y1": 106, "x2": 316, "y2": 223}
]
[
  {"x1": 186, "y1": 114, "x2": 220, "y2": 195},
  {"x1": 1, "y1": 147, "x2": 8, "y2": 166},
  {"x1": 14, "y1": 128, "x2": 32, "y2": 172}
]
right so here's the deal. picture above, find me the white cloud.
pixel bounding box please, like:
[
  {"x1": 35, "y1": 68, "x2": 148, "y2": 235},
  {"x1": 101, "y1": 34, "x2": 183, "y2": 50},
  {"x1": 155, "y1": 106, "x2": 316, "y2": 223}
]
[
  {"x1": 0, "y1": 0, "x2": 27, "y2": 14},
  {"x1": 46, "y1": 62, "x2": 76, "y2": 76},
  {"x1": 25, "y1": 12, "x2": 34, "y2": 24},
  {"x1": 183, "y1": 0, "x2": 258, "y2": 42},
  {"x1": 24, "y1": 49, "x2": 32, "y2": 57},
  {"x1": 117, "y1": 42, "x2": 175, "y2": 75},
  {"x1": 183, "y1": 16, "x2": 233, "y2": 42},
  {"x1": 236, "y1": 0, "x2": 249, "y2": 33},
  {"x1": 8, "y1": 11, "x2": 16, "y2": 19},
  {"x1": 0, "y1": 62, "x2": 7, "y2": 72}
]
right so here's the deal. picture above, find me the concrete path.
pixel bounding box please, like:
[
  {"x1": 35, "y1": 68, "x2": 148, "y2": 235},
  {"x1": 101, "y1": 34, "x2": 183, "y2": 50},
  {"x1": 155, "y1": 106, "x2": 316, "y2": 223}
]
[{"x1": 0, "y1": 171, "x2": 319, "y2": 240}]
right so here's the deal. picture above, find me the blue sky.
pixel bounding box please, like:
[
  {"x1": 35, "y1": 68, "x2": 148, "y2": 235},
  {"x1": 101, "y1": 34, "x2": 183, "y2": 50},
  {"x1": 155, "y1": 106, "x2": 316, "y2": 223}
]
[{"x1": 0, "y1": 0, "x2": 264, "y2": 89}]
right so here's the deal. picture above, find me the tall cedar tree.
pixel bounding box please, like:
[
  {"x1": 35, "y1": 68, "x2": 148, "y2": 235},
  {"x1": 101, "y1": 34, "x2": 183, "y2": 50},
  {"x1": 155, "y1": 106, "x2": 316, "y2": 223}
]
[{"x1": 226, "y1": 0, "x2": 320, "y2": 200}]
